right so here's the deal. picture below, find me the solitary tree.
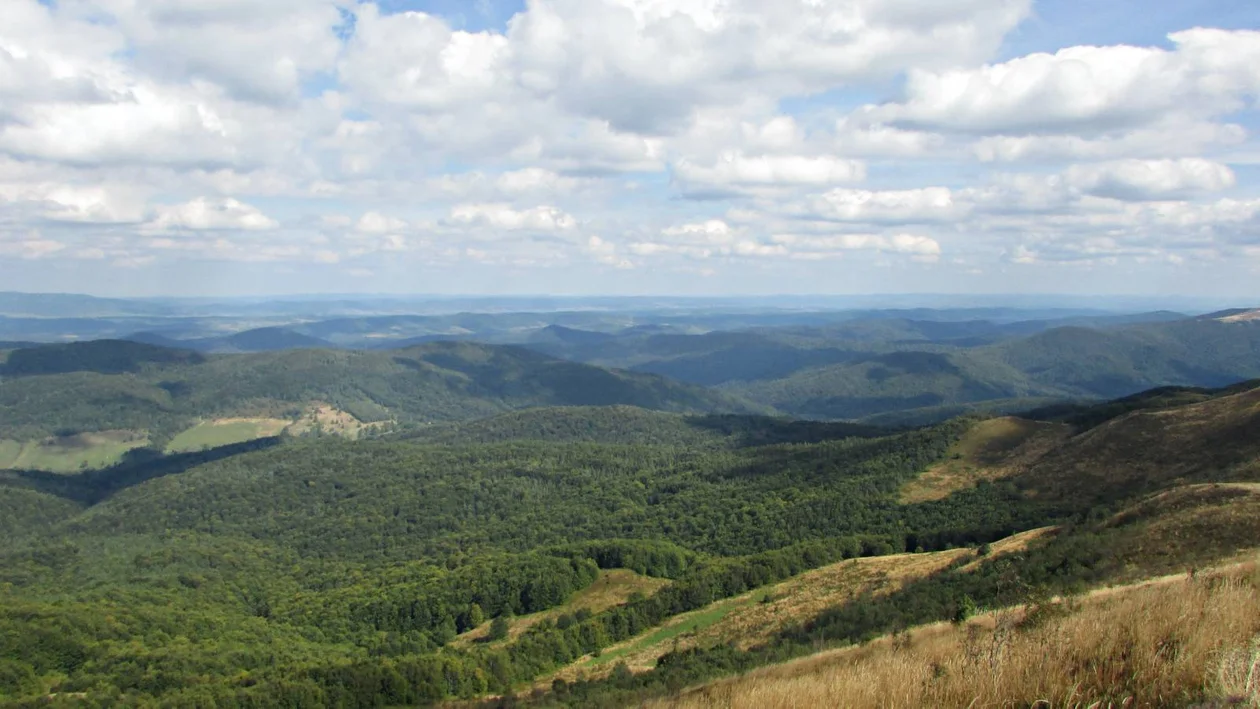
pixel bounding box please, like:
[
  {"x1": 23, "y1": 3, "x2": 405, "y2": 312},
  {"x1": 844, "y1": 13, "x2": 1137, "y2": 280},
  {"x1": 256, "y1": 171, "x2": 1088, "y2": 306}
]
[
  {"x1": 953, "y1": 595, "x2": 977, "y2": 624},
  {"x1": 489, "y1": 615, "x2": 511, "y2": 641}
]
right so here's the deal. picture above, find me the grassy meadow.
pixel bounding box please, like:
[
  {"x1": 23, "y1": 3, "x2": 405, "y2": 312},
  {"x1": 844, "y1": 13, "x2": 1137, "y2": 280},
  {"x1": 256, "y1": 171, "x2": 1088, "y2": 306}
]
[{"x1": 649, "y1": 558, "x2": 1260, "y2": 709}]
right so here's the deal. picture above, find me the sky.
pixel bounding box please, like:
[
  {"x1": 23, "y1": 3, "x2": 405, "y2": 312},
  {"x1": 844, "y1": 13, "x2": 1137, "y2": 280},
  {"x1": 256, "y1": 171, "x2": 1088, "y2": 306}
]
[{"x1": 1, "y1": 0, "x2": 1259, "y2": 298}]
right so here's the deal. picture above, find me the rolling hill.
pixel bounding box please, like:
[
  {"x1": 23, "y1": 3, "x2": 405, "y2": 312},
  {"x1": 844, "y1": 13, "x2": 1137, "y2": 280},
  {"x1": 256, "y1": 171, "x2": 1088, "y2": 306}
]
[
  {"x1": 1, "y1": 380, "x2": 1258, "y2": 706},
  {"x1": 127, "y1": 327, "x2": 335, "y2": 353},
  {"x1": 0, "y1": 340, "x2": 763, "y2": 447},
  {"x1": 717, "y1": 316, "x2": 1260, "y2": 421},
  {"x1": 517, "y1": 387, "x2": 1260, "y2": 707}
]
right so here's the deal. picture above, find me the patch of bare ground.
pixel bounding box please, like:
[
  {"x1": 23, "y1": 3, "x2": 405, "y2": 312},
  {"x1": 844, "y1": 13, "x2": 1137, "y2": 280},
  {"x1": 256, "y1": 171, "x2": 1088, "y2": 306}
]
[
  {"x1": 285, "y1": 403, "x2": 390, "y2": 439},
  {"x1": 1217, "y1": 308, "x2": 1260, "y2": 323}
]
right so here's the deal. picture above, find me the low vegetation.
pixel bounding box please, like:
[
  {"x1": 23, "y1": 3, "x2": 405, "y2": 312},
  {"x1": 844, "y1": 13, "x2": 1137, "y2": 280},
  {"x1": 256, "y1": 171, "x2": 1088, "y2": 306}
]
[
  {"x1": 0, "y1": 431, "x2": 148, "y2": 473},
  {"x1": 164, "y1": 418, "x2": 290, "y2": 453},
  {"x1": 899, "y1": 416, "x2": 1068, "y2": 503},
  {"x1": 649, "y1": 560, "x2": 1260, "y2": 709},
  {"x1": 454, "y1": 569, "x2": 671, "y2": 647}
]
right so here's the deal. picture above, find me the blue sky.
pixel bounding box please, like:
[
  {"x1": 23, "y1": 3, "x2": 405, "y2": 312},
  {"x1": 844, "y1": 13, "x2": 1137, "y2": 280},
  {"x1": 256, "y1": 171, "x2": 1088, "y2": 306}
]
[{"x1": 1, "y1": 0, "x2": 1259, "y2": 298}]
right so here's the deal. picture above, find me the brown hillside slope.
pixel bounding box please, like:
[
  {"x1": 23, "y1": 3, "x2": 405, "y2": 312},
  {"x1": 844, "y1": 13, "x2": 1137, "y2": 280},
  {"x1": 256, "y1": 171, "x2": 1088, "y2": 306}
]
[
  {"x1": 900, "y1": 416, "x2": 1070, "y2": 503},
  {"x1": 648, "y1": 559, "x2": 1260, "y2": 709},
  {"x1": 1016, "y1": 386, "x2": 1260, "y2": 503}
]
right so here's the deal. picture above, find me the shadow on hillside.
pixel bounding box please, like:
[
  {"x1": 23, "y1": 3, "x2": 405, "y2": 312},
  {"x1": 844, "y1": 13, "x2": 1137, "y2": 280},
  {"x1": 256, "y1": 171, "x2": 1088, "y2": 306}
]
[
  {"x1": 0, "y1": 437, "x2": 284, "y2": 506},
  {"x1": 684, "y1": 414, "x2": 888, "y2": 448}
]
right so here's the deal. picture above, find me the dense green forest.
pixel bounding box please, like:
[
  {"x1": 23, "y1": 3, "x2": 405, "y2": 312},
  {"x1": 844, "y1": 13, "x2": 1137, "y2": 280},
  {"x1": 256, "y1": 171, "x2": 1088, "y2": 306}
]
[
  {"x1": 0, "y1": 340, "x2": 761, "y2": 442},
  {"x1": 719, "y1": 319, "x2": 1260, "y2": 420},
  {"x1": 2, "y1": 312, "x2": 1259, "y2": 707},
  {"x1": 0, "y1": 407, "x2": 1072, "y2": 707},
  {"x1": 5, "y1": 314, "x2": 1260, "y2": 446}
]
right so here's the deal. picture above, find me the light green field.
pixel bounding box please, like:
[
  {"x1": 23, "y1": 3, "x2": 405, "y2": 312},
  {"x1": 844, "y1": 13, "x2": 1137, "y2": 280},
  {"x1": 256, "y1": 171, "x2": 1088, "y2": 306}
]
[
  {"x1": 0, "y1": 431, "x2": 149, "y2": 473},
  {"x1": 456, "y1": 569, "x2": 672, "y2": 647},
  {"x1": 165, "y1": 419, "x2": 290, "y2": 454},
  {"x1": 589, "y1": 600, "x2": 748, "y2": 667}
]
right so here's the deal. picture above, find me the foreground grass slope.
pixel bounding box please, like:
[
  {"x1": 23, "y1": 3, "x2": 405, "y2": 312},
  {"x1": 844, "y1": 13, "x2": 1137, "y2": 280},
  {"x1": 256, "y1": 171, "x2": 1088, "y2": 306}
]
[
  {"x1": 535, "y1": 477, "x2": 1260, "y2": 692},
  {"x1": 649, "y1": 560, "x2": 1260, "y2": 709}
]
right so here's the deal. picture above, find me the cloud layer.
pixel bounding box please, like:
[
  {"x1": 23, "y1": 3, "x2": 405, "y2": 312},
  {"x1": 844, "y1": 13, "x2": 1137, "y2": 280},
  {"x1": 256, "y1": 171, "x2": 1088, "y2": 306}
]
[{"x1": 1, "y1": 0, "x2": 1258, "y2": 296}]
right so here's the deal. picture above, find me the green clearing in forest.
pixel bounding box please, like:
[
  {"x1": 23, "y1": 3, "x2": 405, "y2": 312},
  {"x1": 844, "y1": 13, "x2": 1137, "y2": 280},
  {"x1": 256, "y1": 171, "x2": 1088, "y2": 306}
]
[
  {"x1": 164, "y1": 419, "x2": 290, "y2": 453},
  {"x1": 0, "y1": 431, "x2": 148, "y2": 473},
  {"x1": 456, "y1": 569, "x2": 672, "y2": 647},
  {"x1": 588, "y1": 598, "x2": 753, "y2": 667}
]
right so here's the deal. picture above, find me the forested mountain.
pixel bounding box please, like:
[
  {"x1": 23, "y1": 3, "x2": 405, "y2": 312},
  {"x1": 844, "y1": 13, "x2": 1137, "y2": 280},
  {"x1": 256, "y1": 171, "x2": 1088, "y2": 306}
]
[
  {"x1": 0, "y1": 340, "x2": 761, "y2": 443},
  {"x1": 127, "y1": 327, "x2": 335, "y2": 353},
  {"x1": 719, "y1": 317, "x2": 1260, "y2": 421},
  {"x1": 401, "y1": 406, "x2": 885, "y2": 447},
  {"x1": 0, "y1": 382, "x2": 1257, "y2": 706},
  {"x1": 5, "y1": 311, "x2": 1259, "y2": 447},
  {"x1": 2, "y1": 298, "x2": 1260, "y2": 707}
]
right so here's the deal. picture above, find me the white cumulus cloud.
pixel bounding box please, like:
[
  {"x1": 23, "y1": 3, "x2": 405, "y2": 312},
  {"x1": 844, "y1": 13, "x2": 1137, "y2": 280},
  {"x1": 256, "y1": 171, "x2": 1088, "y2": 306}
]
[
  {"x1": 1063, "y1": 158, "x2": 1236, "y2": 201},
  {"x1": 448, "y1": 204, "x2": 578, "y2": 231},
  {"x1": 146, "y1": 197, "x2": 279, "y2": 232}
]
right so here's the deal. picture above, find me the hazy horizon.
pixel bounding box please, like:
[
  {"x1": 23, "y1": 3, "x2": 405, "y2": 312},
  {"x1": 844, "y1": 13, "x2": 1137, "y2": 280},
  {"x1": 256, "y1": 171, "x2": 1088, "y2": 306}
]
[{"x1": 0, "y1": 289, "x2": 1248, "y2": 316}]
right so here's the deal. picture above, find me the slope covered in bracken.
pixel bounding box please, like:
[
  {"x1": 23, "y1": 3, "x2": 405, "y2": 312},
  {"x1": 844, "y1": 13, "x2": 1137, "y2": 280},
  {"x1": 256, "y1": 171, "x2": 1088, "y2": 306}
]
[{"x1": 1015, "y1": 384, "x2": 1260, "y2": 503}]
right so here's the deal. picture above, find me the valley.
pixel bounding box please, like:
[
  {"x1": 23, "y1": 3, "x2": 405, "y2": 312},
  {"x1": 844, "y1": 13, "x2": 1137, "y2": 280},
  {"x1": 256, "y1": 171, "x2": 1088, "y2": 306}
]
[
  {"x1": 7, "y1": 0, "x2": 1260, "y2": 704},
  {"x1": 1, "y1": 296, "x2": 1259, "y2": 707}
]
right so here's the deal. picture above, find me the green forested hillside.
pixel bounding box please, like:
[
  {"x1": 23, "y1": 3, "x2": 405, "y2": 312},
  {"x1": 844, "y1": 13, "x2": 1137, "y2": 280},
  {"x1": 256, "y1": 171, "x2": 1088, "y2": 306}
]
[
  {"x1": 1, "y1": 340, "x2": 205, "y2": 376},
  {"x1": 0, "y1": 410, "x2": 1057, "y2": 707},
  {"x1": 720, "y1": 319, "x2": 1260, "y2": 420},
  {"x1": 1, "y1": 382, "x2": 1259, "y2": 707},
  {"x1": 0, "y1": 341, "x2": 761, "y2": 443},
  {"x1": 726, "y1": 351, "x2": 1040, "y2": 419},
  {"x1": 7, "y1": 315, "x2": 1258, "y2": 440},
  {"x1": 503, "y1": 387, "x2": 1260, "y2": 708},
  {"x1": 402, "y1": 406, "x2": 885, "y2": 447}
]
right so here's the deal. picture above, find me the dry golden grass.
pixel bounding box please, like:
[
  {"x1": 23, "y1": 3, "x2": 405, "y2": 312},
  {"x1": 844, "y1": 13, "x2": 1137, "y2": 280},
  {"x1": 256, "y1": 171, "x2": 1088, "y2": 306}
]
[
  {"x1": 900, "y1": 417, "x2": 1070, "y2": 503},
  {"x1": 453, "y1": 570, "x2": 670, "y2": 648},
  {"x1": 650, "y1": 559, "x2": 1260, "y2": 709},
  {"x1": 538, "y1": 545, "x2": 992, "y2": 688},
  {"x1": 705, "y1": 550, "x2": 971, "y2": 651},
  {"x1": 1096, "y1": 484, "x2": 1260, "y2": 580}
]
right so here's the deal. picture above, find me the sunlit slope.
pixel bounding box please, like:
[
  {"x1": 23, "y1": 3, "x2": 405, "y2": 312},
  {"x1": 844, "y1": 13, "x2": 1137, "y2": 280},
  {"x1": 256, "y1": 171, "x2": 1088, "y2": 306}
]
[
  {"x1": 648, "y1": 559, "x2": 1260, "y2": 709},
  {"x1": 535, "y1": 390, "x2": 1260, "y2": 706}
]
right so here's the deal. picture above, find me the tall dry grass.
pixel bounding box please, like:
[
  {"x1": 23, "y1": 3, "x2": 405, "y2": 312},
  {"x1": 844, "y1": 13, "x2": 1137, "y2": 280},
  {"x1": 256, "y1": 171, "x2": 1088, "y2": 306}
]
[{"x1": 649, "y1": 563, "x2": 1260, "y2": 709}]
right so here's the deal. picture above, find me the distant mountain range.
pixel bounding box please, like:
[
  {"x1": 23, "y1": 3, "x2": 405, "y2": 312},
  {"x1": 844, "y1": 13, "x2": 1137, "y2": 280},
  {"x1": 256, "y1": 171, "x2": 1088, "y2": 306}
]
[
  {"x1": 3, "y1": 305, "x2": 1258, "y2": 432},
  {"x1": 127, "y1": 327, "x2": 334, "y2": 353},
  {"x1": 0, "y1": 339, "x2": 763, "y2": 443}
]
